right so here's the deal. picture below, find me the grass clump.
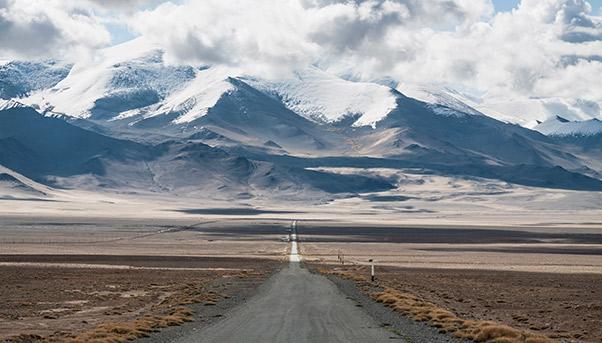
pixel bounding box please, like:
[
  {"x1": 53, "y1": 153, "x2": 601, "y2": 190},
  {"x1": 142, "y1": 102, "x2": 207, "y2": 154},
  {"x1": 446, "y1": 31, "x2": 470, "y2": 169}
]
[
  {"x1": 64, "y1": 306, "x2": 194, "y2": 343},
  {"x1": 374, "y1": 287, "x2": 553, "y2": 343},
  {"x1": 329, "y1": 269, "x2": 554, "y2": 343}
]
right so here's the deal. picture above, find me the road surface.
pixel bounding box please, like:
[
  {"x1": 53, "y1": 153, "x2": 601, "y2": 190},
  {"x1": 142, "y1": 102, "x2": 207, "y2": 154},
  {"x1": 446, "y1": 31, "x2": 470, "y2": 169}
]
[{"x1": 172, "y1": 221, "x2": 398, "y2": 343}]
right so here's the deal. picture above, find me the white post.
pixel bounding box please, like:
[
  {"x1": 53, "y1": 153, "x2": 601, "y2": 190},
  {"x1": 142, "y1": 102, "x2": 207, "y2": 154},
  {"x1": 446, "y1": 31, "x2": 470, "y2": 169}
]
[{"x1": 369, "y1": 259, "x2": 375, "y2": 282}]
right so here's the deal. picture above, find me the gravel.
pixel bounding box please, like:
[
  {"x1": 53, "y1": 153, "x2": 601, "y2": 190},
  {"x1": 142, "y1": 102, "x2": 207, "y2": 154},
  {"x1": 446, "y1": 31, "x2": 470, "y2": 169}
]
[
  {"x1": 326, "y1": 274, "x2": 467, "y2": 343},
  {"x1": 136, "y1": 269, "x2": 280, "y2": 343}
]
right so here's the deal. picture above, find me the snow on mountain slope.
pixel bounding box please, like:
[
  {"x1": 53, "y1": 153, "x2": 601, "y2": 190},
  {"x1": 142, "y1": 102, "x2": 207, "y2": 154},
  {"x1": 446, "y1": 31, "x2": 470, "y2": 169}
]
[
  {"x1": 479, "y1": 97, "x2": 601, "y2": 127},
  {"x1": 397, "y1": 84, "x2": 483, "y2": 117},
  {"x1": 0, "y1": 60, "x2": 71, "y2": 99},
  {"x1": 248, "y1": 67, "x2": 397, "y2": 127},
  {"x1": 0, "y1": 99, "x2": 26, "y2": 111},
  {"x1": 1, "y1": 58, "x2": 601, "y2": 192},
  {"x1": 9, "y1": 37, "x2": 600, "y2": 134},
  {"x1": 170, "y1": 66, "x2": 399, "y2": 128},
  {"x1": 141, "y1": 66, "x2": 236, "y2": 125},
  {"x1": 534, "y1": 116, "x2": 602, "y2": 137},
  {"x1": 24, "y1": 38, "x2": 196, "y2": 119},
  {"x1": 397, "y1": 83, "x2": 601, "y2": 128},
  {"x1": 23, "y1": 38, "x2": 399, "y2": 129},
  {"x1": 132, "y1": 65, "x2": 399, "y2": 129},
  {"x1": 177, "y1": 77, "x2": 351, "y2": 154}
]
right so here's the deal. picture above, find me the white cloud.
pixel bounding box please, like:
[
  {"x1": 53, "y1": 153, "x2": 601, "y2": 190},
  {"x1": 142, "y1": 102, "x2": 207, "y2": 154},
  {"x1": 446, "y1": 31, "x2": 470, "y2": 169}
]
[
  {"x1": 127, "y1": 0, "x2": 601, "y2": 97},
  {"x1": 0, "y1": 0, "x2": 111, "y2": 60},
  {"x1": 128, "y1": 0, "x2": 316, "y2": 77},
  {"x1": 1, "y1": 0, "x2": 601, "y2": 120},
  {"x1": 127, "y1": 0, "x2": 497, "y2": 77},
  {"x1": 87, "y1": 0, "x2": 162, "y2": 10}
]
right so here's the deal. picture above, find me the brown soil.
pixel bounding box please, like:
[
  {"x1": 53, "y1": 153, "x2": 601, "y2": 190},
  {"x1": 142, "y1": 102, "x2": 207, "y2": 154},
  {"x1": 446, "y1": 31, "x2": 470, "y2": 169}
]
[
  {"x1": 312, "y1": 264, "x2": 602, "y2": 343},
  {"x1": 0, "y1": 255, "x2": 282, "y2": 342}
]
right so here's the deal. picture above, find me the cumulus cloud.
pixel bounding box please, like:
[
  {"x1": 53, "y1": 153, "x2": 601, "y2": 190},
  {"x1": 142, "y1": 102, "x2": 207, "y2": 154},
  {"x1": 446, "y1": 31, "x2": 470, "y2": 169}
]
[
  {"x1": 87, "y1": 0, "x2": 159, "y2": 8},
  {"x1": 0, "y1": 0, "x2": 112, "y2": 60},
  {"x1": 86, "y1": 0, "x2": 167, "y2": 14},
  {"x1": 128, "y1": 0, "x2": 317, "y2": 76},
  {"x1": 105, "y1": 0, "x2": 602, "y2": 120},
  {"x1": 126, "y1": 0, "x2": 602, "y2": 101},
  {"x1": 1, "y1": 0, "x2": 601, "y2": 119},
  {"x1": 127, "y1": 0, "x2": 495, "y2": 76}
]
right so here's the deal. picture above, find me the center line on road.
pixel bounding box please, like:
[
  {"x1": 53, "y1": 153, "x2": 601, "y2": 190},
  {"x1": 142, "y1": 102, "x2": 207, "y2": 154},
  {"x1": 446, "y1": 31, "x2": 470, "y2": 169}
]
[{"x1": 290, "y1": 220, "x2": 301, "y2": 263}]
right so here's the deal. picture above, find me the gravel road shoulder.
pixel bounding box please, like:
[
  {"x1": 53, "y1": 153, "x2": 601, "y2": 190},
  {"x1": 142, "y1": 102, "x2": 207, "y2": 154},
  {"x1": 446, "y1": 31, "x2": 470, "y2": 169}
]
[
  {"x1": 326, "y1": 274, "x2": 467, "y2": 343},
  {"x1": 136, "y1": 266, "x2": 282, "y2": 343}
]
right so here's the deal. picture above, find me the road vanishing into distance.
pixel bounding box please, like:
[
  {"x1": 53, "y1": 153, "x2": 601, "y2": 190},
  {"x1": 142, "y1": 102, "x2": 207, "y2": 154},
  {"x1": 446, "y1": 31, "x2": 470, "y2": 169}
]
[{"x1": 172, "y1": 221, "x2": 398, "y2": 343}]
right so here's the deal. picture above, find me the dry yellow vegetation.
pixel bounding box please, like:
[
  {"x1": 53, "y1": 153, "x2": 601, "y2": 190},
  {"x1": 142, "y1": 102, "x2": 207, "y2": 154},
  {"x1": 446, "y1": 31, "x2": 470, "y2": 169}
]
[
  {"x1": 326, "y1": 269, "x2": 554, "y2": 343},
  {"x1": 63, "y1": 307, "x2": 194, "y2": 343},
  {"x1": 2, "y1": 258, "x2": 279, "y2": 343}
]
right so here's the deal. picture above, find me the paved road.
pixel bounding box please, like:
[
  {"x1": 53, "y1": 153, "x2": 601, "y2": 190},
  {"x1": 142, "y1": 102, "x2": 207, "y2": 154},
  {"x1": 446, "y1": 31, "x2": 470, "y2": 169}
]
[
  {"x1": 173, "y1": 221, "x2": 397, "y2": 343},
  {"x1": 175, "y1": 263, "x2": 397, "y2": 343}
]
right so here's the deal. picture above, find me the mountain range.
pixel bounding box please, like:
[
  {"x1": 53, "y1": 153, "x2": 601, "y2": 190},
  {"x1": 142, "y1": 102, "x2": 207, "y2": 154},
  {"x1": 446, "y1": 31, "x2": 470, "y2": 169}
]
[{"x1": 1, "y1": 38, "x2": 601, "y2": 201}]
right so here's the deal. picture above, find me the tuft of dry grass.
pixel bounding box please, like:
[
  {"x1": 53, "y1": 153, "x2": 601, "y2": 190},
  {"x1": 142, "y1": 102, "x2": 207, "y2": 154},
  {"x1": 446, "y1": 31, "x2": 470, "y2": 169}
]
[
  {"x1": 5, "y1": 274, "x2": 230, "y2": 343},
  {"x1": 62, "y1": 306, "x2": 195, "y2": 343},
  {"x1": 328, "y1": 269, "x2": 555, "y2": 343}
]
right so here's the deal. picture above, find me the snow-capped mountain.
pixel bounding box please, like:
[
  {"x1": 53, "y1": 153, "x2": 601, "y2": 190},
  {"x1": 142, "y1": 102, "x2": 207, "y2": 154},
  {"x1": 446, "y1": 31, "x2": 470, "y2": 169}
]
[
  {"x1": 0, "y1": 105, "x2": 394, "y2": 198},
  {"x1": 534, "y1": 116, "x2": 602, "y2": 137},
  {"x1": 24, "y1": 39, "x2": 399, "y2": 130},
  {"x1": 1, "y1": 38, "x2": 602, "y2": 195},
  {"x1": 0, "y1": 60, "x2": 71, "y2": 100},
  {"x1": 7, "y1": 38, "x2": 600, "y2": 134},
  {"x1": 397, "y1": 84, "x2": 602, "y2": 127},
  {"x1": 532, "y1": 116, "x2": 602, "y2": 154},
  {"x1": 25, "y1": 38, "x2": 196, "y2": 119},
  {"x1": 478, "y1": 97, "x2": 601, "y2": 128},
  {"x1": 247, "y1": 67, "x2": 397, "y2": 127},
  {"x1": 396, "y1": 84, "x2": 484, "y2": 118}
]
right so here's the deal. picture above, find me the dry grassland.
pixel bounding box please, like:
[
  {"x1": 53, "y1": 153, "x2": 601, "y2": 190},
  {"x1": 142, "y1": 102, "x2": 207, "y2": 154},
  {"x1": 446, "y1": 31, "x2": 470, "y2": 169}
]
[{"x1": 314, "y1": 265, "x2": 602, "y2": 343}]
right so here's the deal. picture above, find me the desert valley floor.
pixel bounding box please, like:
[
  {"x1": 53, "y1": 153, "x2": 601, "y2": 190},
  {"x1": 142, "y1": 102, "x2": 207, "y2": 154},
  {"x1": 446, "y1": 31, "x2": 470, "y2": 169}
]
[{"x1": 0, "y1": 199, "x2": 601, "y2": 343}]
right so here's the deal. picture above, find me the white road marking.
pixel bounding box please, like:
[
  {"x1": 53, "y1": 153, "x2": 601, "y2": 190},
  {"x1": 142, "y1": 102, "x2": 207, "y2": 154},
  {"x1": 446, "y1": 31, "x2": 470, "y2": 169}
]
[{"x1": 289, "y1": 220, "x2": 301, "y2": 263}]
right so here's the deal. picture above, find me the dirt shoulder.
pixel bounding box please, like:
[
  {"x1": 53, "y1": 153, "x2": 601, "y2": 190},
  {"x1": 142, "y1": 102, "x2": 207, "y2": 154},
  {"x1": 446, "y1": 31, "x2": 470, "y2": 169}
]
[
  {"x1": 0, "y1": 255, "x2": 283, "y2": 342},
  {"x1": 321, "y1": 268, "x2": 466, "y2": 343},
  {"x1": 310, "y1": 264, "x2": 601, "y2": 343}
]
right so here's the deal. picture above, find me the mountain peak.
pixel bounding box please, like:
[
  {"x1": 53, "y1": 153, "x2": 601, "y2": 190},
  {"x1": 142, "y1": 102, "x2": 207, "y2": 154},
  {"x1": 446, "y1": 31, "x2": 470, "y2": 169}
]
[
  {"x1": 534, "y1": 116, "x2": 602, "y2": 137},
  {"x1": 554, "y1": 115, "x2": 570, "y2": 123},
  {"x1": 248, "y1": 67, "x2": 398, "y2": 128}
]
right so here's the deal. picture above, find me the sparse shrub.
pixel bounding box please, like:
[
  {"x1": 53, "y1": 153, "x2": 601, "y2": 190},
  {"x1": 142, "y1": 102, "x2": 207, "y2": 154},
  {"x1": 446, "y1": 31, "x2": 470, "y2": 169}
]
[
  {"x1": 475, "y1": 325, "x2": 521, "y2": 342},
  {"x1": 322, "y1": 268, "x2": 556, "y2": 343}
]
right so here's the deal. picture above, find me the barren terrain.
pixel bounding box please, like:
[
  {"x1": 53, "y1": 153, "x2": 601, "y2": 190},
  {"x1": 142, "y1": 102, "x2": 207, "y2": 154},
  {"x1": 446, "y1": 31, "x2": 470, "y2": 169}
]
[
  {"x1": 0, "y1": 217, "x2": 289, "y2": 258},
  {"x1": 0, "y1": 217, "x2": 289, "y2": 342},
  {"x1": 299, "y1": 221, "x2": 602, "y2": 342},
  {"x1": 0, "y1": 255, "x2": 281, "y2": 342},
  {"x1": 1, "y1": 171, "x2": 602, "y2": 230},
  {"x1": 315, "y1": 264, "x2": 602, "y2": 342},
  {"x1": 0, "y1": 215, "x2": 600, "y2": 342},
  {"x1": 299, "y1": 222, "x2": 602, "y2": 274}
]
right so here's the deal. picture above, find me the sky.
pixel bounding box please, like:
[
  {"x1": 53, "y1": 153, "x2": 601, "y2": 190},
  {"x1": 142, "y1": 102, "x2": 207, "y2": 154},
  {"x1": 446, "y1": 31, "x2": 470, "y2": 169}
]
[
  {"x1": 494, "y1": 0, "x2": 600, "y2": 14},
  {"x1": 106, "y1": 0, "x2": 602, "y2": 44},
  {"x1": 104, "y1": 0, "x2": 602, "y2": 45},
  {"x1": 1, "y1": 0, "x2": 601, "y2": 112},
  {"x1": 493, "y1": 0, "x2": 522, "y2": 12}
]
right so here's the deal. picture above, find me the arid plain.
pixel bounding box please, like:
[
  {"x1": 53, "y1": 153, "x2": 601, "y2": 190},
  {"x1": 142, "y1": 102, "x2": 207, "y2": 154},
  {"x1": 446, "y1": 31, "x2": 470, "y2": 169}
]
[{"x1": 1, "y1": 179, "x2": 601, "y2": 342}]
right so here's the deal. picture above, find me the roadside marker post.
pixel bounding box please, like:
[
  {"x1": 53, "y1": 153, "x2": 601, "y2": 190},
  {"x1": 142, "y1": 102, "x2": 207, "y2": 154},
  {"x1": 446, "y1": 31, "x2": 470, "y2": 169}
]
[{"x1": 369, "y1": 259, "x2": 375, "y2": 282}]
